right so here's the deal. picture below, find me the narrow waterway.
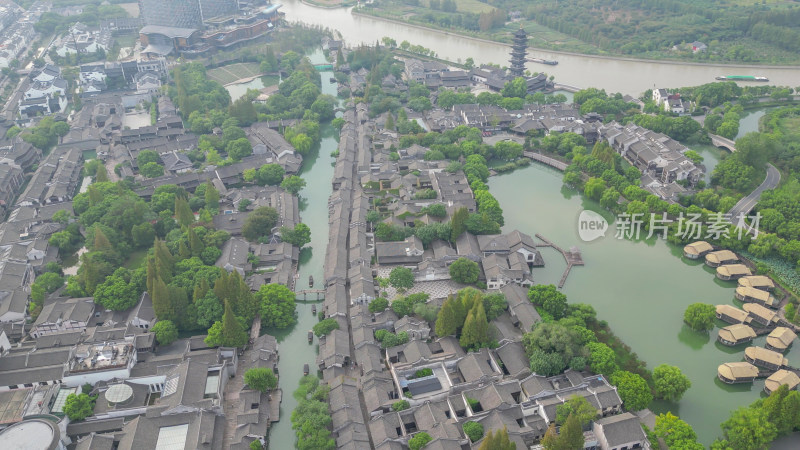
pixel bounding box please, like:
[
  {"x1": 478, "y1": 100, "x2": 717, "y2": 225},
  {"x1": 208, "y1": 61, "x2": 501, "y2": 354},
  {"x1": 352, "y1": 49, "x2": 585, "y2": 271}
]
[
  {"x1": 490, "y1": 162, "x2": 800, "y2": 445},
  {"x1": 264, "y1": 49, "x2": 337, "y2": 448},
  {"x1": 279, "y1": 0, "x2": 800, "y2": 95}
]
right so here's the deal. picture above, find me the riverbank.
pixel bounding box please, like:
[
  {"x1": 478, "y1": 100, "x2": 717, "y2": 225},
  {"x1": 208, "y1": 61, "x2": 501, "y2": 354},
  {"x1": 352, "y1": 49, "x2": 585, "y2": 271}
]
[{"x1": 351, "y1": 10, "x2": 800, "y2": 70}]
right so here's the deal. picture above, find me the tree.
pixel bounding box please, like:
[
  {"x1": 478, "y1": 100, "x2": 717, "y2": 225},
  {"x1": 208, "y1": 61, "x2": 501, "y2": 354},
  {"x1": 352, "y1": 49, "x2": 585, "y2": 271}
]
[
  {"x1": 463, "y1": 421, "x2": 484, "y2": 442},
  {"x1": 93, "y1": 268, "x2": 137, "y2": 310},
  {"x1": 584, "y1": 177, "x2": 606, "y2": 201},
  {"x1": 478, "y1": 427, "x2": 515, "y2": 450},
  {"x1": 654, "y1": 412, "x2": 702, "y2": 449},
  {"x1": 556, "y1": 395, "x2": 598, "y2": 427},
  {"x1": 449, "y1": 257, "x2": 480, "y2": 284},
  {"x1": 653, "y1": 364, "x2": 691, "y2": 402},
  {"x1": 502, "y1": 77, "x2": 527, "y2": 98},
  {"x1": 63, "y1": 393, "x2": 93, "y2": 420},
  {"x1": 482, "y1": 293, "x2": 507, "y2": 320},
  {"x1": 435, "y1": 296, "x2": 460, "y2": 337},
  {"x1": 242, "y1": 207, "x2": 279, "y2": 242},
  {"x1": 257, "y1": 164, "x2": 285, "y2": 186},
  {"x1": 389, "y1": 267, "x2": 414, "y2": 292},
  {"x1": 257, "y1": 283, "x2": 297, "y2": 328},
  {"x1": 226, "y1": 138, "x2": 253, "y2": 161},
  {"x1": 250, "y1": 440, "x2": 263, "y2": 450},
  {"x1": 175, "y1": 196, "x2": 194, "y2": 227},
  {"x1": 560, "y1": 413, "x2": 585, "y2": 449},
  {"x1": 206, "y1": 300, "x2": 248, "y2": 348},
  {"x1": 151, "y1": 320, "x2": 178, "y2": 345},
  {"x1": 204, "y1": 181, "x2": 220, "y2": 212},
  {"x1": 720, "y1": 406, "x2": 776, "y2": 450},
  {"x1": 460, "y1": 301, "x2": 489, "y2": 350},
  {"x1": 450, "y1": 207, "x2": 469, "y2": 241},
  {"x1": 586, "y1": 342, "x2": 618, "y2": 376},
  {"x1": 280, "y1": 223, "x2": 311, "y2": 247},
  {"x1": 281, "y1": 175, "x2": 307, "y2": 195},
  {"x1": 244, "y1": 367, "x2": 278, "y2": 392},
  {"x1": 313, "y1": 318, "x2": 339, "y2": 337},
  {"x1": 196, "y1": 292, "x2": 223, "y2": 328},
  {"x1": 140, "y1": 161, "x2": 164, "y2": 178},
  {"x1": 683, "y1": 303, "x2": 716, "y2": 331},
  {"x1": 392, "y1": 400, "x2": 410, "y2": 411},
  {"x1": 528, "y1": 284, "x2": 568, "y2": 320},
  {"x1": 409, "y1": 432, "x2": 432, "y2": 450},
  {"x1": 369, "y1": 297, "x2": 389, "y2": 313},
  {"x1": 611, "y1": 371, "x2": 652, "y2": 411}
]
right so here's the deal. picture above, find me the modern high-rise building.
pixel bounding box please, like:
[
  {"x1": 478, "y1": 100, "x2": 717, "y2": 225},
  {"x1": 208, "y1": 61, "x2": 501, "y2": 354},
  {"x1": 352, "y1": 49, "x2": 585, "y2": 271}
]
[
  {"x1": 199, "y1": 0, "x2": 239, "y2": 22},
  {"x1": 138, "y1": 0, "x2": 203, "y2": 29},
  {"x1": 509, "y1": 27, "x2": 528, "y2": 78}
]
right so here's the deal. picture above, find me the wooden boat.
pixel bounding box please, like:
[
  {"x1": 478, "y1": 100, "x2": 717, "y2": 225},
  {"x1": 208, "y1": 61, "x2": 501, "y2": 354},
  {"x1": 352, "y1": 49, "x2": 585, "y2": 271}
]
[
  {"x1": 303, "y1": 364, "x2": 310, "y2": 375},
  {"x1": 309, "y1": 275, "x2": 314, "y2": 287},
  {"x1": 308, "y1": 331, "x2": 313, "y2": 343},
  {"x1": 311, "y1": 304, "x2": 317, "y2": 314}
]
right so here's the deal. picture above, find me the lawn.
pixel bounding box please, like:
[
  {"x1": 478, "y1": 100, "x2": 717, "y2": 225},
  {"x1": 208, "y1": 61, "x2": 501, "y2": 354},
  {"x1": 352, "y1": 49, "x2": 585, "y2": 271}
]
[
  {"x1": 453, "y1": 0, "x2": 495, "y2": 14},
  {"x1": 778, "y1": 116, "x2": 800, "y2": 141},
  {"x1": 207, "y1": 62, "x2": 262, "y2": 85}
]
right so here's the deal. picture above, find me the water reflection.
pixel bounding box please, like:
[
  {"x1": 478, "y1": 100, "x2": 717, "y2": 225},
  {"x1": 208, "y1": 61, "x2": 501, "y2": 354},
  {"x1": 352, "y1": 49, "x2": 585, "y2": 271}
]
[{"x1": 678, "y1": 324, "x2": 711, "y2": 350}]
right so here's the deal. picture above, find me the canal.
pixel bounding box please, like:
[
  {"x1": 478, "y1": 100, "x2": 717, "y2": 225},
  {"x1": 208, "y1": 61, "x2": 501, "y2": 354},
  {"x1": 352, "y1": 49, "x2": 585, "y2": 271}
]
[
  {"x1": 262, "y1": 49, "x2": 337, "y2": 448},
  {"x1": 279, "y1": 0, "x2": 800, "y2": 95}
]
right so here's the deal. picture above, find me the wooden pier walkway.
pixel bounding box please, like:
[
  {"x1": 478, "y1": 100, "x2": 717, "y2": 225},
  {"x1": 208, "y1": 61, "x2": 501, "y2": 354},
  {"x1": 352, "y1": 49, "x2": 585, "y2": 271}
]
[
  {"x1": 296, "y1": 289, "x2": 325, "y2": 301},
  {"x1": 534, "y1": 234, "x2": 584, "y2": 288}
]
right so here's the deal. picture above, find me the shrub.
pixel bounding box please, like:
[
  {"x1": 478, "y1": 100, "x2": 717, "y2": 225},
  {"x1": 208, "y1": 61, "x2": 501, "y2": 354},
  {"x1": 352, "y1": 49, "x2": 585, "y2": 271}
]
[{"x1": 463, "y1": 421, "x2": 484, "y2": 442}]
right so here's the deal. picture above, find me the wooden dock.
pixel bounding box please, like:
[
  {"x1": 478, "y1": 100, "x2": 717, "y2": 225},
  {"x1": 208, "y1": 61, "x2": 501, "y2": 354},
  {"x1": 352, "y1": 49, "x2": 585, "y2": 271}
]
[
  {"x1": 296, "y1": 289, "x2": 325, "y2": 301},
  {"x1": 535, "y1": 234, "x2": 584, "y2": 288}
]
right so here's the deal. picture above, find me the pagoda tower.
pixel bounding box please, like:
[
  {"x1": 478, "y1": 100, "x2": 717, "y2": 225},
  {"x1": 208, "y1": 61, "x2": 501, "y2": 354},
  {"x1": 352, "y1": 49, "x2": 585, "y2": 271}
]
[{"x1": 509, "y1": 27, "x2": 528, "y2": 78}]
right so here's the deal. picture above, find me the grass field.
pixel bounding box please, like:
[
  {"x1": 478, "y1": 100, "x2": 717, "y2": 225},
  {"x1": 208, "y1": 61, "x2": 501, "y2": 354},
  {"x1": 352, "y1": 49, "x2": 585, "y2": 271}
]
[
  {"x1": 207, "y1": 62, "x2": 262, "y2": 85},
  {"x1": 453, "y1": 0, "x2": 495, "y2": 13}
]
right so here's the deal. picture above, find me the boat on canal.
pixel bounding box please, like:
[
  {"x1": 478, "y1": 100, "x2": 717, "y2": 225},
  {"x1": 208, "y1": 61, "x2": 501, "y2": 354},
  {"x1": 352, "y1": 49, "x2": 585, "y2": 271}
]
[
  {"x1": 309, "y1": 275, "x2": 314, "y2": 287},
  {"x1": 303, "y1": 363, "x2": 310, "y2": 375},
  {"x1": 311, "y1": 304, "x2": 317, "y2": 314},
  {"x1": 308, "y1": 330, "x2": 313, "y2": 343},
  {"x1": 527, "y1": 57, "x2": 558, "y2": 65}
]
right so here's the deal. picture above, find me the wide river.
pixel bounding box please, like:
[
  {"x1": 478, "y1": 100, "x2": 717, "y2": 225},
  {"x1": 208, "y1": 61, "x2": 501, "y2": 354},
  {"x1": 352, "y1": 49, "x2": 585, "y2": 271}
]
[{"x1": 280, "y1": 0, "x2": 800, "y2": 95}]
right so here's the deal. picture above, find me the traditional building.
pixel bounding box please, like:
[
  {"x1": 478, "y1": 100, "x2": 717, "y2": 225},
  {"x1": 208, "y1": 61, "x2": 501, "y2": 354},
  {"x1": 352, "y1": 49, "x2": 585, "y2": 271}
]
[{"x1": 509, "y1": 28, "x2": 527, "y2": 78}]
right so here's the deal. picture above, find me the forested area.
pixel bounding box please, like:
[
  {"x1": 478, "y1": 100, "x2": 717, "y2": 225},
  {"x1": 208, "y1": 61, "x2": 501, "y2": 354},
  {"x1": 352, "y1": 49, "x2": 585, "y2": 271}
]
[{"x1": 363, "y1": 0, "x2": 800, "y2": 63}]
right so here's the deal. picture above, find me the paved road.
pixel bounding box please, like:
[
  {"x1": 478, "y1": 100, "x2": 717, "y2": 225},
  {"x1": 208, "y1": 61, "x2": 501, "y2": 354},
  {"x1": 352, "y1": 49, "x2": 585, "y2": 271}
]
[{"x1": 728, "y1": 163, "x2": 781, "y2": 229}]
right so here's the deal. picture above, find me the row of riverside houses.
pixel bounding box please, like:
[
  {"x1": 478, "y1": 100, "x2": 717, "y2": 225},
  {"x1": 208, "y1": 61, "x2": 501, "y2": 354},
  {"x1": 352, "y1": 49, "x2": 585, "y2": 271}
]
[
  {"x1": 598, "y1": 121, "x2": 704, "y2": 202},
  {"x1": 318, "y1": 91, "x2": 652, "y2": 449},
  {"x1": 420, "y1": 99, "x2": 700, "y2": 202}
]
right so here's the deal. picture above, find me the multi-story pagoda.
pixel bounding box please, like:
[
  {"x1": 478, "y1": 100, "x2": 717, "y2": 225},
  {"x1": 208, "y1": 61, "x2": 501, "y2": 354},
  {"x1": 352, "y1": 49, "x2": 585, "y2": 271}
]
[{"x1": 509, "y1": 27, "x2": 528, "y2": 78}]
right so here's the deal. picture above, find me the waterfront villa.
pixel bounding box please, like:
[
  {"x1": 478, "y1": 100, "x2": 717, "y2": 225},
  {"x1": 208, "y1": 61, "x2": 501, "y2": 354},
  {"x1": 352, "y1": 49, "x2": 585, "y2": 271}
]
[
  {"x1": 766, "y1": 327, "x2": 797, "y2": 352},
  {"x1": 592, "y1": 412, "x2": 652, "y2": 450},
  {"x1": 716, "y1": 304, "x2": 749, "y2": 324},
  {"x1": 717, "y1": 362, "x2": 759, "y2": 384},
  {"x1": 683, "y1": 241, "x2": 713, "y2": 259},
  {"x1": 716, "y1": 264, "x2": 752, "y2": 281},
  {"x1": 764, "y1": 370, "x2": 800, "y2": 394},
  {"x1": 705, "y1": 250, "x2": 739, "y2": 267},
  {"x1": 735, "y1": 286, "x2": 777, "y2": 308},
  {"x1": 744, "y1": 346, "x2": 788, "y2": 371},
  {"x1": 738, "y1": 275, "x2": 775, "y2": 292},
  {"x1": 717, "y1": 324, "x2": 756, "y2": 346},
  {"x1": 742, "y1": 303, "x2": 778, "y2": 327}
]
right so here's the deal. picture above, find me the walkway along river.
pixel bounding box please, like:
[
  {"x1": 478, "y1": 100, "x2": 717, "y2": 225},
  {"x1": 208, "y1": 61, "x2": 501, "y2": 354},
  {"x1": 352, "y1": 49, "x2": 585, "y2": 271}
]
[{"x1": 279, "y1": 0, "x2": 800, "y2": 95}]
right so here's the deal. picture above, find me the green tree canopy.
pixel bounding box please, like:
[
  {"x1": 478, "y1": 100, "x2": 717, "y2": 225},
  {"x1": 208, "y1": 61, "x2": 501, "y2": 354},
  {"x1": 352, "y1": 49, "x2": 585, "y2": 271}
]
[
  {"x1": 313, "y1": 318, "x2": 339, "y2": 337},
  {"x1": 389, "y1": 267, "x2": 415, "y2": 291},
  {"x1": 63, "y1": 393, "x2": 93, "y2": 420},
  {"x1": 244, "y1": 367, "x2": 278, "y2": 392},
  {"x1": 611, "y1": 370, "x2": 653, "y2": 411},
  {"x1": 151, "y1": 320, "x2": 178, "y2": 345},
  {"x1": 683, "y1": 303, "x2": 716, "y2": 331},
  {"x1": 653, "y1": 364, "x2": 691, "y2": 402},
  {"x1": 257, "y1": 283, "x2": 297, "y2": 328},
  {"x1": 449, "y1": 257, "x2": 480, "y2": 284},
  {"x1": 242, "y1": 207, "x2": 280, "y2": 242}
]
